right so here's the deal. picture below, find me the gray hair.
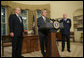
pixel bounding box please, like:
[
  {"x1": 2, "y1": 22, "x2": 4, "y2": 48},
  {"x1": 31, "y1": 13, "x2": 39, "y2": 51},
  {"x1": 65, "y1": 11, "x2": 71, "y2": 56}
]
[{"x1": 15, "y1": 7, "x2": 21, "y2": 11}]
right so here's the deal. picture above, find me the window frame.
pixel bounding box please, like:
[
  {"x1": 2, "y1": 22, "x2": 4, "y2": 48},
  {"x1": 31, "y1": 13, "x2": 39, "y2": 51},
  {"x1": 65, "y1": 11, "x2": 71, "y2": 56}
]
[
  {"x1": 1, "y1": 6, "x2": 8, "y2": 35},
  {"x1": 36, "y1": 10, "x2": 41, "y2": 18},
  {"x1": 21, "y1": 10, "x2": 28, "y2": 30}
]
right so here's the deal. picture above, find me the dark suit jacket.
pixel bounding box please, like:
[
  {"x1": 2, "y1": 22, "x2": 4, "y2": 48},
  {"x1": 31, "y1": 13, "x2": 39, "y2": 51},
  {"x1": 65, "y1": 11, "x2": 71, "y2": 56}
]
[
  {"x1": 9, "y1": 14, "x2": 24, "y2": 37},
  {"x1": 37, "y1": 16, "x2": 50, "y2": 37},
  {"x1": 60, "y1": 18, "x2": 71, "y2": 34}
]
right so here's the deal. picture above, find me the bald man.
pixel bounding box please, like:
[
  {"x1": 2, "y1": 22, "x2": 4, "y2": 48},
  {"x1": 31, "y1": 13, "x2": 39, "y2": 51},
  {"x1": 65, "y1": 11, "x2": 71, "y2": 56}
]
[
  {"x1": 9, "y1": 7, "x2": 24, "y2": 57},
  {"x1": 60, "y1": 14, "x2": 71, "y2": 52},
  {"x1": 37, "y1": 10, "x2": 50, "y2": 57}
]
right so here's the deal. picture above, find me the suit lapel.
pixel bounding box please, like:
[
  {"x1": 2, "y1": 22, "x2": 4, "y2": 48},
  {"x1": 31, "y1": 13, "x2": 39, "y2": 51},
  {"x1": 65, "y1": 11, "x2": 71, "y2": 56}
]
[
  {"x1": 15, "y1": 14, "x2": 22, "y2": 23},
  {"x1": 41, "y1": 16, "x2": 48, "y2": 23},
  {"x1": 46, "y1": 17, "x2": 49, "y2": 22},
  {"x1": 41, "y1": 16, "x2": 46, "y2": 24}
]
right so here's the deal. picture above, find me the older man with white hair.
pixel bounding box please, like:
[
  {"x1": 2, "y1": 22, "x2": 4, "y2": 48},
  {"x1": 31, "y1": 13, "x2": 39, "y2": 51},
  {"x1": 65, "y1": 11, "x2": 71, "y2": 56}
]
[
  {"x1": 60, "y1": 13, "x2": 71, "y2": 52},
  {"x1": 9, "y1": 7, "x2": 24, "y2": 57}
]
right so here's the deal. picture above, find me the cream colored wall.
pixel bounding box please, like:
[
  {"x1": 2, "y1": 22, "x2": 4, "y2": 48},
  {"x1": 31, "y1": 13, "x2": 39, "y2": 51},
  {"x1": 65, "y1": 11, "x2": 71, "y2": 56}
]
[
  {"x1": 13, "y1": 1, "x2": 50, "y2": 5},
  {"x1": 50, "y1": 1, "x2": 83, "y2": 32},
  {"x1": 12, "y1": 1, "x2": 83, "y2": 32}
]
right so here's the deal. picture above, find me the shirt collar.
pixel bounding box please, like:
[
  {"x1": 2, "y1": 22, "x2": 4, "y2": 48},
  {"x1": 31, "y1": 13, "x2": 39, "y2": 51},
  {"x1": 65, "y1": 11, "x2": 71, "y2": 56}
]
[
  {"x1": 42, "y1": 16, "x2": 45, "y2": 18},
  {"x1": 16, "y1": 13, "x2": 19, "y2": 17},
  {"x1": 64, "y1": 18, "x2": 67, "y2": 21}
]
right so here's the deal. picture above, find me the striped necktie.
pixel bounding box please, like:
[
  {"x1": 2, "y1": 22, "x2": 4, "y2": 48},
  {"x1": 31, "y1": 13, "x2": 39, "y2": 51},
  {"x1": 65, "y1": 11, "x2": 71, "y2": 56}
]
[{"x1": 44, "y1": 17, "x2": 46, "y2": 23}]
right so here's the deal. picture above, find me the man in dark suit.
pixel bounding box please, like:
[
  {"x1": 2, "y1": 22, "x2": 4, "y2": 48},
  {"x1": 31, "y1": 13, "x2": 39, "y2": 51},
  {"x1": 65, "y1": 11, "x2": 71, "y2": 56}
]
[
  {"x1": 60, "y1": 14, "x2": 71, "y2": 52},
  {"x1": 37, "y1": 10, "x2": 50, "y2": 57},
  {"x1": 9, "y1": 7, "x2": 24, "y2": 57}
]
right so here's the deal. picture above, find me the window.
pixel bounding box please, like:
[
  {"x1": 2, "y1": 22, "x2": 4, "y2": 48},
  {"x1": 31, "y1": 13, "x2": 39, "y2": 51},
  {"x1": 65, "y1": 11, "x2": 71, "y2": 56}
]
[
  {"x1": 1, "y1": 6, "x2": 7, "y2": 35},
  {"x1": 21, "y1": 10, "x2": 28, "y2": 30},
  {"x1": 36, "y1": 10, "x2": 41, "y2": 18}
]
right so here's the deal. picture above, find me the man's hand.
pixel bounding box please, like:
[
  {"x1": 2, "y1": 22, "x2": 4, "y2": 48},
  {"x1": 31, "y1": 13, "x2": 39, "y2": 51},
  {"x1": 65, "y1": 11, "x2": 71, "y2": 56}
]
[{"x1": 10, "y1": 32, "x2": 14, "y2": 37}]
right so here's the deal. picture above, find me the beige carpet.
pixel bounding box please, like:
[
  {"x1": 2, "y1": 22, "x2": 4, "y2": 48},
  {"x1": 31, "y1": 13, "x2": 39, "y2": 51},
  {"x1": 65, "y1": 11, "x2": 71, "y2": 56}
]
[{"x1": 1, "y1": 41, "x2": 83, "y2": 57}]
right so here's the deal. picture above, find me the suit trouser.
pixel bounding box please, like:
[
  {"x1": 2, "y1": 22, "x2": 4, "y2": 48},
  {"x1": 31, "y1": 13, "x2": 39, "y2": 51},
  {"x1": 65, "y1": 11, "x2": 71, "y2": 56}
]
[
  {"x1": 39, "y1": 34, "x2": 48, "y2": 56},
  {"x1": 62, "y1": 34, "x2": 70, "y2": 50},
  {"x1": 12, "y1": 36, "x2": 23, "y2": 57}
]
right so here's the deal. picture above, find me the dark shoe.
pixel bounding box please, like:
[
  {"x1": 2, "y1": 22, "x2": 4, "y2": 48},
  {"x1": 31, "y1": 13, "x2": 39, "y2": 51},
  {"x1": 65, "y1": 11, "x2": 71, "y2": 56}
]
[
  {"x1": 19, "y1": 56, "x2": 24, "y2": 57},
  {"x1": 43, "y1": 55, "x2": 46, "y2": 57},
  {"x1": 67, "y1": 50, "x2": 71, "y2": 52},
  {"x1": 62, "y1": 49, "x2": 64, "y2": 52},
  {"x1": 43, "y1": 52, "x2": 46, "y2": 57}
]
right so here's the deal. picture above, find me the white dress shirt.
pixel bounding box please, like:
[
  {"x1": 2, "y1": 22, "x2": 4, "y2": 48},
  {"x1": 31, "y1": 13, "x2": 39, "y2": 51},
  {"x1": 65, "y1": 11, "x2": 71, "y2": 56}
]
[
  {"x1": 16, "y1": 13, "x2": 22, "y2": 22},
  {"x1": 64, "y1": 19, "x2": 67, "y2": 21},
  {"x1": 42, "y1": 16, "x2": 46, "y2": 22}
]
